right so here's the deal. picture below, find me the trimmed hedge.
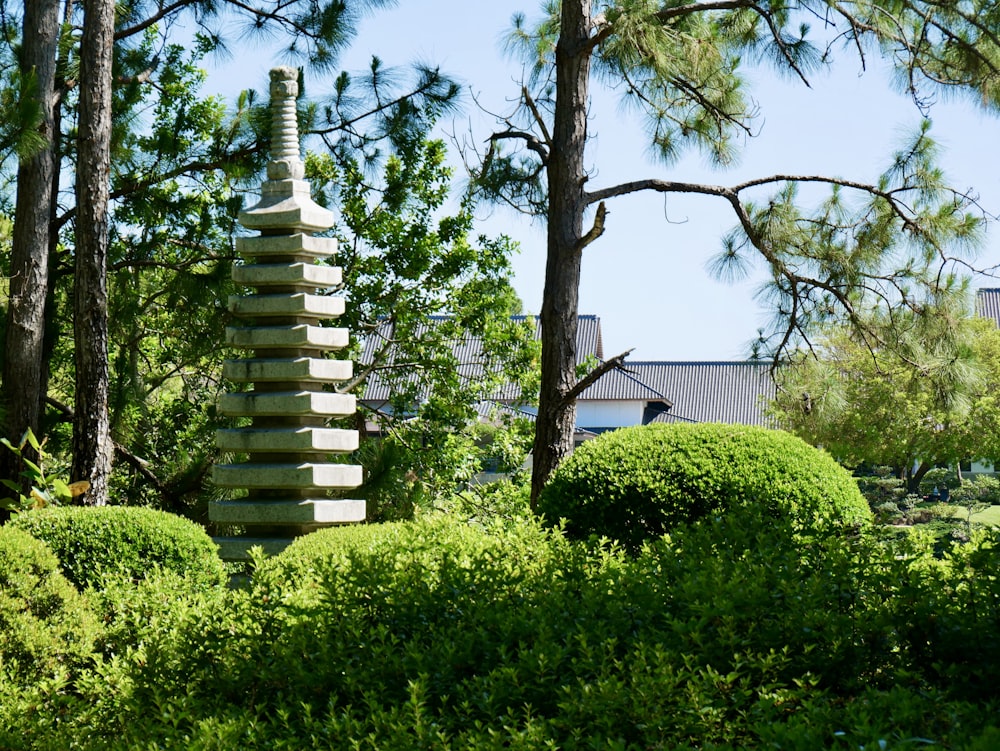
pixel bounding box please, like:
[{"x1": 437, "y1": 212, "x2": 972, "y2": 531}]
[
  {"x1": 253, "y1": 514, "x2": 561, "y2": 602},
  {"x1": 13, "y1": 517, "x2": 1000, "y2": 750},
  {"x1": 537, "y1": 422, "x2": 871, "y2": 551},
  {"x1": 0, "y1": 527, "x2": 97, "y2": 686},
  {"x1": 10, "y1": 505, "x2": 226, "y2": 590}
]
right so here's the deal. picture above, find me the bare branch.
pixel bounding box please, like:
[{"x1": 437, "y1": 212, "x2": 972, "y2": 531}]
[
  {"x1": 576, "y1": 200, "x2": 607, "y2": 252},
  {"x1": 522, "y1": 86, "x2": 552, "y2": 148},
  {"x1": 114, "y1": 0, "x2": 197, "y2": 41},
  {"x1": 488, "y1": 129, "x2": 550, "y2": 165},
  {"x1": 653, "y1": 0, "x2": 756, "y2": 24},
  {"x1": 562, "y1": 349, "x2": 634, "y2": 407}
]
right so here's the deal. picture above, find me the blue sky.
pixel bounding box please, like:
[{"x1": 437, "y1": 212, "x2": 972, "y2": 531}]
[{"x1": 206, "y1": 0, "x2": 1000, "y2": 361}]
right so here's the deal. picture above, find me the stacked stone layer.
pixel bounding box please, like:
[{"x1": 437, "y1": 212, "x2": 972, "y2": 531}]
[{"x1": 211, "y1": 67, "x2": 364, "y2": 561}]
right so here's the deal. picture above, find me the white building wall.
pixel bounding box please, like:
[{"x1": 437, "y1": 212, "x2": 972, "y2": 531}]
[
  {"x1": 576, "y1": 400, "x2": 644, "y2": 430},
  {"x1": 971, "y1": 459, "x2": 996, "y2": 474}
]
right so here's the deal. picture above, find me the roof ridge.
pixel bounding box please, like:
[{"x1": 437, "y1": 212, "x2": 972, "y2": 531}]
[{"x1": 625, "y1": 360, "x2": 771, "y2": 366}]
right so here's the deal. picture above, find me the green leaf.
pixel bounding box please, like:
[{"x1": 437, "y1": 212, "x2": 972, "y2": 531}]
[
  {"x1": 22, "y1": 428, "x2": 41, "y2": 453},
  {"x1": 50, "y1": 478, "x2": 71, "y2": 500}
]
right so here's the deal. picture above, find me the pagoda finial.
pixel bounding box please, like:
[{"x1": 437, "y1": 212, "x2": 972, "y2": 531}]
[
  {"x1": 239, "y1": 66, "x2": 332, "y2": 233},
  {"x1": 267, "y1": 66, "x2": 304, "y2": 181}
]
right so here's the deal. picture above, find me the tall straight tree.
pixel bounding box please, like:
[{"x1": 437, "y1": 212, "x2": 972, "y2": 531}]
[
  {"x1": 72, "y1": 0, "x2": 116, "y2": 504},
  {"x1": 0, "y1": 0, "x2": 61, "y2": 504},
  {"x1": 477, "y1": 0, "x2": 1000, "y2": 503}
]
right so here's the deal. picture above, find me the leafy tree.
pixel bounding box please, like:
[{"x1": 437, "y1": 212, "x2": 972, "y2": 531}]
[
  {"x1": 309, "y1": 123, "x2": 538, "y2": 518},
  {"x1": 770, "y1": 312, "x2": 1000, "y2": 491},
  {"x1": 474, "y1": 0, "x2": 997, "y2": 503}
]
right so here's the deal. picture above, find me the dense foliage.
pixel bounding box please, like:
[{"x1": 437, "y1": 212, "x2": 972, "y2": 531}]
[
  {"x1": 0, "y1": 527, "x2": 97, "y2": 688},
  {"x1": 772, "y1": 316, "x2": 1000, "y2": 491},
  {"x1": 9, "y1": 505, "x2": 226, "y2": 591},
  {"x1": 0, "y1": 0, "x2": 533, "y2": 519},
  {"x1": 537, "y1": 423, "x2": 871, "y2": 552},
  {"x1": 3, "y1": 513, "x2": 1000, "y2": 749},
  {"x1": 312, "y1": 133, "x2": 538, "y2": 516},
  {"x1": 478, "y1": 0, "x2": 994, "y2": 501}
]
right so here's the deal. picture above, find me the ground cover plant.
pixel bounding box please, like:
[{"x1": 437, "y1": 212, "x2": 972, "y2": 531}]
[
  {"x1": 0, "y1": 527, "x2": 98, "y2": 690},
  {"x1": 2, "y1": 509, "x2": 1000, "y2": 750}
]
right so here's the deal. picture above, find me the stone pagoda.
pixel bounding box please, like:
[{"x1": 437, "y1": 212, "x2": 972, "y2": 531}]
[{"x1": 211, "y1": 66, "x2": 364, "y2": 561}]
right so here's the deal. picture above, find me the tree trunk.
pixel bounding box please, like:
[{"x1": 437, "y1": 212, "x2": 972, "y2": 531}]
[
  {"x1": 529, "y1": 0, "x2": 593, "y2": 506},
  {"x1": 72, "y1": 0, "x2": 115, "y2": 505},
  {"x1": 908, "y1": 461, "x2": 932, "y2": 494},
  {"x1": 0, "y1": 0, "x2": 61, "y2": 510}
]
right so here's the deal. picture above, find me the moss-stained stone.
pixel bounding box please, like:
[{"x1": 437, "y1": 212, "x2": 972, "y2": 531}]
[
  {"x1": 213, "y1": 66, "x2": 364, "y2": 558},
  {"x1": 216, "y1": 426, "x2": 358, "y2": 454},
  {"x1": 235, "y1": 232, "x2": 338, "y2": 260},
  {"x1": 219, "y1": 391, "x2": 356, "y2": 418},
  {"x1": 209, "y1": 499, "x2": 366, "y2": 525},
  {"x1": 232, "y1": 263, "x2": 342, "y2": 289},
  {"x1": 212, "y1": 462, "x2": 363, "y2": 489},
  {"x1": 224, "y1": 324, "x2": 349, "y2": 351}
]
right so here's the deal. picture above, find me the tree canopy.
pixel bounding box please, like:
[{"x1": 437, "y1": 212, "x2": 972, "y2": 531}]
[
  {"x1": 472, "y1": 0, "x2": 999, "y2": 501},
  {"x1": 770, "y1": 303, "x2": 1000, "y2": 489}
]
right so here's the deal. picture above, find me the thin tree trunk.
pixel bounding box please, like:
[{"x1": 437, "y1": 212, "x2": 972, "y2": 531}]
[
  {"x1": 529, "y1": 0, "x2": 593, "y2": 506},
  {"x1": 0, "y1": 0, "x2": 61, "y2": 510},
  {"x1": 72, "y1": 0, "x2": 115, "y2": 505}
]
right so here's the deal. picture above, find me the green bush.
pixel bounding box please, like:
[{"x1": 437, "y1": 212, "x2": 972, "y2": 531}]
[
  {"x1": 854, "y1": 468, "x2": 907, "y2": 518},
  {"x1": 10, "y1": 505, "x2": 226, "y2": 591},
  {"x1": 952, "y1": 473, "x2": 1000, "y2": 506},
  {"x1": 253, "y1": 513, "x2": 557, "y2": 598},
  {"x1": 443, "y1": 476, "x2": 532, "y2": 528},
  {"x1": 0, "y1": 527, "x2": 97, "y2": 687},
  {"x1": 537, "y1": 423, "x2": 871, "y2": 551},
  {"x1": 18, "y1": 517, "x2": 1000, "y2": 750}
]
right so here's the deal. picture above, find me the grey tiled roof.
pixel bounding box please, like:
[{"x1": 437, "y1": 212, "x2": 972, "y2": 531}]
[
  {"x1": 359, "y1": 314, "x2": 602, "y2": 402},
  {"x1": 578, "y1": 365, "x2": 670, "y2": 402},
  {"x1": 511, "y1": 314, "x2": 603, "y2": 361},
  {"x1": 625, "y1": 361, "x2": 777, "y2": 426},
  {"x1": 357, "y1": 316, "x2": 776, "y2": 428},
  {"x1": 976, "y1": 289, "x2": 1000, "y2": 327},
  {"x1": 360, "y1": 316, "x2": 496, "y2": 402}
]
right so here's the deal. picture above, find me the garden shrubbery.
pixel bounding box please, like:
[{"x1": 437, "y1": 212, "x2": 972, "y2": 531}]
[
  {"x1": 9, "y1": 505, "x2": 226, "y2": 590},
  {"x1": 538, "y1": 423, "x2": 871, "y2": 551},
  {"x1": 4, "y1": 453, "x2": 1000, "y2": 748},
  {"x1": 0, "y1": 527, "x2": 98, "y2": 689},
  {"x1": 4, "y1": 513, "x2": 999, "y2": 749}
]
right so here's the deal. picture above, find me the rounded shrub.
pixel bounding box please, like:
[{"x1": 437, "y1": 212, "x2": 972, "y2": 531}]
[
  {"x1": 10, "y1": 505, "x2": 226, "y2": 590},
  {"x1": 256, "y1": 515, "x2": 537, "y2": 592},
  {"x1": 537, "y1": 423, "x2": 871, "y2": 551},
  {"x1": 0, "y1": 527, "x2": 98, "y2": 685}
]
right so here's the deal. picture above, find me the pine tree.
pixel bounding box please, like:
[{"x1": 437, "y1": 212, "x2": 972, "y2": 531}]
[
  {"x1": 0, "y1": 0, "x2": 61, "y2": 509},
  {"x1": 475, "y1": 0, "x2": 999, "y2": 503}
]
